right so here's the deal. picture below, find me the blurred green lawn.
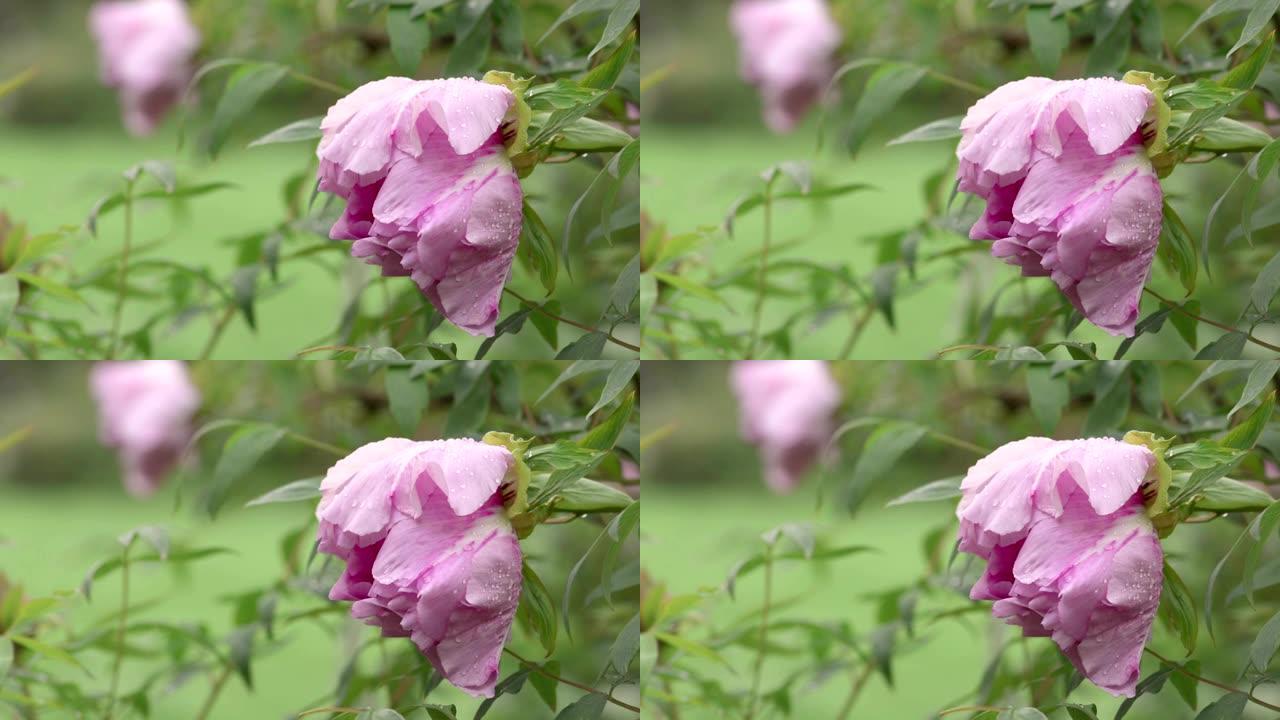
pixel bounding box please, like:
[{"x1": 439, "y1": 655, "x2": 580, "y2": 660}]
[
  {"x1": 0, "y1": 124, "x2": 618, "y2": 360},
  {"x1": 642, "y1": 123, "x2": 1232, "y2": 360}
]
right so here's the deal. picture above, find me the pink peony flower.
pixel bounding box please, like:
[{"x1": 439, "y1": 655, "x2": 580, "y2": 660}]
[
  {"x1": 729, "y1": 0, "x2": 842, "y2": 133},
  {"x1": 730, "y1": 361, "x2": 841, "y2": 493},
  {"x1": 315, "y1": 438, "x2": 522, "y2": 697},
  {"x1": 956, "y1": 437, "x2": 1164, "y2": 697},
  {"x1": 316, "y1": 77, "x2": 524, "y2": 337},
  {"x1": 90, "y1": 361, "x2": 200, "y2": 497},
  {"x1": 88, "y1": 0, "x2": 200, "y2": 136},
  {"x1": 957, "y1": 77, "x2": 1164, "y2": 337}
]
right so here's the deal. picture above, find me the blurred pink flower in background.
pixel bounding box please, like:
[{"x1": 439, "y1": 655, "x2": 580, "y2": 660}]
[
  {"x1": 729, "y1": 0, "x2": 842, "y2": 133},
  {"x1": 88, "y1": 0, "x2": 200, "y2": 136},
  {"x1": 316, "y1": 77, "x2": 523, "y2": 337},
  {"x1": 957, "y1": 77, "x2": 1163, "y2": 337},
  {"x1": 956, "y1": 437, "x2": 1163, "y2": 697},
  {"x1": 90, "y1": 361, "x2": 200, "y2": 497},
  {"x1": 730, "y1": 361, "x2": 841, "y2": 493},
  {"x1": 315, "y1": 438, "x2": 521, "y2": 697}
]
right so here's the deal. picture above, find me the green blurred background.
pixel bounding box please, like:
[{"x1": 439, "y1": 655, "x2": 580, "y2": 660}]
[
  {"x1": 641, "y1": 360, "x2": 1280, "y2": 719},
  {"x1": 0, "y1": 361, "x2": 638, "y2": 718},
  {"x1": 640, "y1": 0, "x2": 1280, "y2": 360},
  {"x1": 0, "y1": 0, "x2": 637, "y2": 359}
]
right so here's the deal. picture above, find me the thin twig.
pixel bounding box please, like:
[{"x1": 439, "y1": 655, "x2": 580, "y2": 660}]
[
  {"x1": 503, "y1": 648, "x2": 639, "y2": 713},
  {"x1": 194, "y1": 665, "x2": 232, "y2": 720},
  {"x1": 1144, "y1": 647, "x2": 1280, "y2": 712},
  {"x1": 745, "y1": 545, "x2": 774, "y2": 720},
  {"x1": 287, "y1": 69, "x2": 349, "y2": 96},
  {"x1": 1144, "y1": 287, "x2": 1280, "y2": 354},
  {"x1": 835, "y1": 662, "x2": 875, "y2": 720},
  {"x1": 104, "y1": 545, "x2": 131, "y2": 720},
  {"x1": 108, "y1": 180, "x2": 135, "y2": 359},
  {"x1": 503, "y1": 288, "x2": 639, "y2": 352},
  {"x1": 839, "y1": 304, "x2": 877, "y2": 359},
  {"x1": 199, "y1": 306, "x2": 236, "y2": 361},
  {"x1": 285, "y1": 431, "x2": 349, "y2": 458},
  {"x1": 748, "y1": 184, "x2": 774, "y2": 357}
]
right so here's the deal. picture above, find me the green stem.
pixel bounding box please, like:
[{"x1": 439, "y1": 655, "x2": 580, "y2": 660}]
[
  {"x1": 839, "y1": 304, "x2": 876, "y2": 359},
  {"x1": 745, "y1": 544, "x2": 774, "y2": 720},
  {"x1": 925, "y1": 69, "x2": 988, "y2": 95},
  {"x1": 287, "y1": 69, "x2": 349, "y2": 96},
  {"x1": 199, "y1": 306, "x2": 236, "y2": 361},
  {"x1": 834, "y1": 662, "x2": 874, "y2": 720},
  {"x1": 193, "y1": 665, "x2": 232, "y2": 720},
  {"x1": 285, "y1": 431, "x2": 349, "y2": 458},
  {"x1": 1143, "y1": 287, "x2": 1280, "y2": 354},
  {"x1": 503, "y1": 648, "x2": 640, "y2": 713},
  {"x1": 108, "y1": 180, "x2": 135, "y2": 359},
  {"x1": 1144, "y1": 647, "x2": 1280, "y2": 712},
  {"x1": 928, "y1": 430, "x2": 990, "y2": 456},
  {"x1": 104, "y1": 545, "x2": 131, "y2": 720},
  {"x1": 502, "y1": 287, "x2": 640, "y2": 352},
  {"x1": 748, "y1": 185, "x2": 774, "y2": 357}
]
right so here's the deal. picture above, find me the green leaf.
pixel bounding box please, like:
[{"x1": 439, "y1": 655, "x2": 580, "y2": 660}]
[
  {"x1": 1227, "y1": 0, "x2": 1280, "y2": 55},
  {"x1": 539, "y1": 0, "x2": 613, "y2": 43},
  {"x1": 1252, "y1": 609, "x2": 1280, "y2": 670},
  {"x1": 1193, "y1": 692, "x2": 1246, "y2": 720},
  {"x1": 0, "y1": 637, "x2": 11, "y2": 680},
  {"x1": 886, "y1": 116, "x2": 962, "y2": 146},
  {"x1": 1229, "y1": 363, "x2": 1279, "y2": 418},
  {"x1": 1159, "y1": 201, "x2": 1197, "y2": 294},
  {"x1": 245, "y1": 478, "x2": 322, "y2": 507},
  {"x1": 652, "y1": 271, "x2": 729, "y2": 308},
  {"x1": 1169, "y1": 661, "x2": 1199, "y2": 709},
  {"x1": 1027, "y1": 364, "x2": 1069, "y2": 433},
  {"x1": 1194, "y1": 332, "x2": 1246, "y2": 360},
  {"x1": 529, "y1": 474, "x2": 632, "y2": 513},
  {"x1": 844, "y1": 421, "x2": 927, "y2": 514},
  {"x1": 228, "y1": 625, "x2": 254, "y2": 688},
  {"x1": 205, "y1": 423, "x2": 287, "y2": 517},
  {"x1": 1224, "y1": 390, "x2": 1275, "y2": 452},
  {"x1": 589, "y1": 0, "x2": 638, "y2": 56},
  {"x1": 9, "y1": 635, "x2": 84, "y2": 672},
  {"x1": 582, "y1": 29, "x2": 635, "y2": 90},
  {"x1": 1193, "y1": 477, "x2": 1275, "y2": 512},
  {"x1": 554, "y1": 693, "x2": 606, "y2": 720},
  {"x1": 1158, "y1": 561, "x2": 1198, "y2": 655},
  {"x1": 998, "y1": 709, "x2": 1048, "y2": 720},
  {"x1": 0, "y1": 274, "x2": 18, "y2": 334},
  {"x1": 1027, "y1": 6, "x2": 1069, "y2": 72},
  {"x1": 1190, "y1": 116, "x2": 1274, "y2": 152},
  {"x1": 519, "y1": 200, "x2": 558, "y2": 294},
  {"x1": 386, "y1": 367, "x2": 429, "y2": 434},
  {"x1": 588, "y1": 360, "x2": 638, "y2": 417},
  {"x1": 1223, "y1": 31, "x2": 1274, "y2": 89},
  {"x1": 528, "y1": 662, "x2": 558, "y2": 711},
  {"x1": 537, "y1": 360, "x2": 613, "y2": 404},
  {"x1": 847, "y1": 62, "x2": 927, "y2": 156},
  {"x1": 885, "y1": 477, "x2": 962, "y2": 506},
  {"x1": 653, "y1": 630, "x2": 729, "y2": 667},
  {"x1": 387, "y1": 6, "x2": 431, "y2": 72},
  {"x1": 547, "y1": 116, "x2": 634, "y2": 152},
  {"x1": 247, "y1": 116, "x2": 323, "y2": 147},
  {"x1": 13, "y1": 271, "x2": 88, "y2": 307},
  {"x1": 606, "y1": 612, "x2": 640, "y2": 677},
  {"x1": 1243, "y1": 501, "x2": 1280, "y2": 603},
  {"x1": 209, "y1": 63, "x2": 288, "y2": 157},
  {"x1": 516, "y1": 561, "x2": 558, "y2": 656},
  {"x1": 556, "y1": 332, "x2": 607, "y2": 359},
  {"x1": 1250, "y1": 251, "x2": 1280, "y2": 312},
  {"x1": 1243, "y1": 138, "x2": 1280, "y2": 245},
  {"x1": 1178, "y1": 0, "x2": 1254, "y2": 45}
]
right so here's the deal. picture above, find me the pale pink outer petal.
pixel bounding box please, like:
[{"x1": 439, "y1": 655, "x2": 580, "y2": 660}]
[
  {"x1": 730, "y1": 361, "x2": 841, "y2": 492},
  {"x1": 956, "y1": 438, "x2": 1163, "y2": 698},
  {"x1": 315, "y1": 77, "x2": 522, "y2": 336},
  {"x1": 956, "y1": 76, "x2": 1161, "y2": 337}
]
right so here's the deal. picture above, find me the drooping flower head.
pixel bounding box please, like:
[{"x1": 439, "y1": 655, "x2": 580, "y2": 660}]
[
  {"x1": 90, "y1": 361, "x2": 201, "y2": 497},
  {"x1": 89, "y1": 0, "x2": 200, "y2": 136},
  {"x1": 315, "y1": 438, "x2": 522, "y2": 697},
  {"x1": 316, "y1": 77, "x2": 524, "y2": 337},
  {"x1": 956, "y1": 437, "x2": 1164, "y2": 697},
  {"x1": 729, "y1": 0, "x2": 842, "y2": 133},
  {"x1": 956, "y1": 77, "x2": 1164, "y2": 337},
  {"x1": 730, "y1": 360, "x2": 841, "y2": 493}
]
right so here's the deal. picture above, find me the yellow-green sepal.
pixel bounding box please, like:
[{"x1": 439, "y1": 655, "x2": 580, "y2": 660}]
[
  {"x1": 482, "y1": 431, "x2": 536, "y2": 536},
  {"x1": 1123, "y1": 71, "x2": 1175, "y2": 175},
  {"x1": 1123, "y1": 430, "x2": 1178, "y2": 536},
  {"x1": 482, "y1": 71, "x2": 532, "y2": 157}
]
